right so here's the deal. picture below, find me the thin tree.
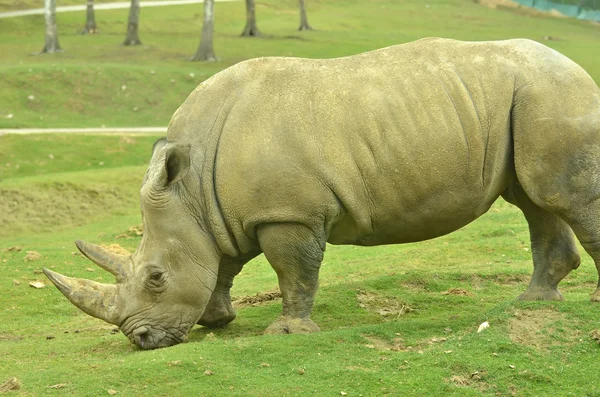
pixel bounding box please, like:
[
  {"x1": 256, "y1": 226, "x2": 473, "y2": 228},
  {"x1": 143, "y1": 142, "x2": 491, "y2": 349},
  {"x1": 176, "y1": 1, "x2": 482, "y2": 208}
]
[
  {"x1": 41, "y1": 0, "x2": 62, "y2": 53},
  {"x1": 122, "y1": 0, "x2": 141, "y2": 45},
  {"x1": 81, "y1": 0, "x2": 97, "y2": 34},
  {"x1": 298, "y1": 0, "x2": 313, "y2": 31},
  {"x1": 241, "y1": 0, "x2": 261, "y2": 37},
  {"x1": 192, "y1": 0, "x2": 217, "y2": 61}
]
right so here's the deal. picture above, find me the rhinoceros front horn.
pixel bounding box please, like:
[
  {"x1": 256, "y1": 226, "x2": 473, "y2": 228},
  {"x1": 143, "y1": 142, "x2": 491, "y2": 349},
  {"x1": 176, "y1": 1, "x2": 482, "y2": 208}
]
[
  {"x1": 75, "y1": 240, "x2": 130, "y2": 282},
  {"x1": 43, "y1": 268, "x2": 120, "y2": 325}
]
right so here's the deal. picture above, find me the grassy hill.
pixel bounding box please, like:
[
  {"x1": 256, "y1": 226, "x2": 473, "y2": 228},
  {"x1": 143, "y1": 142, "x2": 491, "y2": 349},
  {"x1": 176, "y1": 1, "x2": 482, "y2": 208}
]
[{"x1": 2, "y1": 0, "x2": 600, "y2": 396}]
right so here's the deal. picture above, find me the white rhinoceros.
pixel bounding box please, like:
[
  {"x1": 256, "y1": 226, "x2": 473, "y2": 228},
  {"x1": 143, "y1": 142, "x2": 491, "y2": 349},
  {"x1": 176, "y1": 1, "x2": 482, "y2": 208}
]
[{"x1": 45, "y1": 38, "x2": 600, "y2": 349}]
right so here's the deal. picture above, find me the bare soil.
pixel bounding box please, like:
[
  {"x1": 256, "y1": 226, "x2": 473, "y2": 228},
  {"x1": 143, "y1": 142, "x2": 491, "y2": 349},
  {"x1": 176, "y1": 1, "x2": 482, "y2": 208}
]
[
  {"x1": 100, "y1": 244, "x2": 131, "y2": 257},
  {"x1": 232, "y1": 290, "x2": 281, "y2": 308},
  {"x1": 509, "y1": 308, "x2": 580, "y2": 351},
  {"x1": 357, "y1": 290, "x2": 414, "y2": 318}
]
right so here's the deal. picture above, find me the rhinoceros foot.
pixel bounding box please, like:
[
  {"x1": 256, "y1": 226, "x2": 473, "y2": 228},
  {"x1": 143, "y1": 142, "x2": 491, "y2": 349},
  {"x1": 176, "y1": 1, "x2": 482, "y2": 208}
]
[
  {"x1": 518, "y1": 287, "x2": 563, "y2": 301},
  {"x1": 264, "y1": 316, "x2": 320, "y2": 335},
  {"x1": 590, "y1": 288, "x2": 600, "y2": 302}
]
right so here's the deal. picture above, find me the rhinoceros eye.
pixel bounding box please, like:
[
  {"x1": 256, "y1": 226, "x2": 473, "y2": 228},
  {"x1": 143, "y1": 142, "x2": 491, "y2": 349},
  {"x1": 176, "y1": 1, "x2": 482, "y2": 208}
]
[{"x1": 149, "y1": 271, "x2": 164, "y2": 282}]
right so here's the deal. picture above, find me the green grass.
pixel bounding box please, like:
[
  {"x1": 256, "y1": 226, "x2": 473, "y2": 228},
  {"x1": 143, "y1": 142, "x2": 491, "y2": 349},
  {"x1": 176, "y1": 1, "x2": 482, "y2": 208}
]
[{"x1": 2, "y1": 0, "x2": 600, "y2": 396}]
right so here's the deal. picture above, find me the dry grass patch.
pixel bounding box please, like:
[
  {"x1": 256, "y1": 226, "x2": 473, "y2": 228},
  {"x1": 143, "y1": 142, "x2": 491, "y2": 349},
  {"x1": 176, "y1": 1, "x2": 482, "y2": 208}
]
[
  {"x1": 357, "y1": 290, "x2": 414, "y2": 318},
  {"x1": 509, "y1": 308, "x2": 581, "y2": 351}
]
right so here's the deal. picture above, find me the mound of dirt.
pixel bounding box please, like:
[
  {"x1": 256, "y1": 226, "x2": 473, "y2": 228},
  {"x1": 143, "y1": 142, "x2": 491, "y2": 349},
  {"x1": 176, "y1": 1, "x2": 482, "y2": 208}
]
[
  {"x1": 100, "y1": 244, "x2": 131, "y2": 257},
  {"x1": 233, "y1": 290, "x2": 281, "y2": 308}
]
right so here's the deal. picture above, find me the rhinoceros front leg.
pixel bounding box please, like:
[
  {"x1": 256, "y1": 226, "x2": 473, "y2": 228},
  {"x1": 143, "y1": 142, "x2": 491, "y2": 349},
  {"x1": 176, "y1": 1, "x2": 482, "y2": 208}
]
[
  {"x1": 502, "y1": 184, "x2": 580, "y2": 301},
  {"x1": 257, "y1": 223, "x2": 324, "y2": 334},
  {"x1": 197, "y1": 251, "x2": 260, "y2": 328}
]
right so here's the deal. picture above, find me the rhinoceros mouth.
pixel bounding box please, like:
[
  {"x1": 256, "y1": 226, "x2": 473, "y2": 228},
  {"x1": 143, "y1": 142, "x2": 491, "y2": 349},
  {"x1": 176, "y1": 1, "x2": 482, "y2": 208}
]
[{"x1": 120, "y1": 319, "x2": 192, "y2": 350}]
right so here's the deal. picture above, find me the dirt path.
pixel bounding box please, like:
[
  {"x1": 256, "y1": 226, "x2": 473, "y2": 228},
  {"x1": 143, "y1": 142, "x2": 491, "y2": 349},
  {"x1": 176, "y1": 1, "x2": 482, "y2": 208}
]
[
  {"x1": 0, "y1": 0, "x2": 238, "y2": 19},
  {"x1": 0, "y1": 127, "x2": 167, "y2": 136}
]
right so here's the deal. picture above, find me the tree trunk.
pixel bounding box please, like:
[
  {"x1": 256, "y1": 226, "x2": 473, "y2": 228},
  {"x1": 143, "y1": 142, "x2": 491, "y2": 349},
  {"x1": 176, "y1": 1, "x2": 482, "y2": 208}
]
[
  {"x1": 191, "y1": 0, "x2": 217, "y2": 61},
  {"x1": 241, "y1": 0, "x2": 261, "y2": 37},
  {"x1": 298, "y1": 0, "x2": 313, "y2": 31},
  {"x1": 81, "y1": 0, "x2": 97, "y2": 34},
  {"x1": 122, "y1": 0, "x2": 141, "y2": 46},
  {"x1": 41, "y1": 0, "x2": 61, "y2": 53}
]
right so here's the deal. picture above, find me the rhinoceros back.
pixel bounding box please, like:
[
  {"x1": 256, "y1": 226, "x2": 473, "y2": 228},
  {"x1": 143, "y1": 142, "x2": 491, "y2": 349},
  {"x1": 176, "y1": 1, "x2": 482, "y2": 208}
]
[{"x1": 203, "y1": 38, "x2": 596, "y2": 250}]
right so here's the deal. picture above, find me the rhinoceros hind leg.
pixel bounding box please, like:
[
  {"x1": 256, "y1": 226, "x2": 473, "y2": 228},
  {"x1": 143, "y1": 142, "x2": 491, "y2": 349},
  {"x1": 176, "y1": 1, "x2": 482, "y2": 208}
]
[
  {"x1": 198, "y1": 252, "x2": 260, "y2": 328},
  {"x1": 502, "y1": 184, "x2": 580, "y2": 301},
  {"x1": 257, "y1": 222, "x2": 324, "y2": 334},
  {"x1": 553, "y1": 204, "x2": 600, "y2": 302}
]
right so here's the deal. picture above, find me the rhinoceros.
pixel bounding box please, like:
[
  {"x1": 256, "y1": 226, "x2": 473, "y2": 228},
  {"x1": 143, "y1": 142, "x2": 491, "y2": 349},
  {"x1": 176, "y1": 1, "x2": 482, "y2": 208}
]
[{"x1": 44, "y1": 38, "x2": 600, "y2": 349}]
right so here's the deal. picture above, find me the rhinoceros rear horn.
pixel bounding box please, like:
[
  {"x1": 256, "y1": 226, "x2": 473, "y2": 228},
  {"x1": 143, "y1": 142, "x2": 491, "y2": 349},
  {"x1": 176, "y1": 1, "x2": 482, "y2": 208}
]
[
  {"x1": 75, "y1": 240, "x2": 130, "y2": 282},
  {"x1": 43, "y1": 268, "x2": 120, "y2": 325}
]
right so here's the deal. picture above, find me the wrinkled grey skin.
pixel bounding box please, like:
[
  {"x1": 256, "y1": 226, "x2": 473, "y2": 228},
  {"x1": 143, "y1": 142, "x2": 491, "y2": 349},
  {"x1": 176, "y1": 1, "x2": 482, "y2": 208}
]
[{"x1": 46, "y1": 38, "x2": 600, "y2": 349}]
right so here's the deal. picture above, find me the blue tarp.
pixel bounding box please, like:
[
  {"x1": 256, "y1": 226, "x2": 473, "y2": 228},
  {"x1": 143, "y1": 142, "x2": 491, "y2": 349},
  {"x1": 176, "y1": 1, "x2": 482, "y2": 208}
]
[{"x1": 513, "y1": 0, "x2": 600, "y2": 21}]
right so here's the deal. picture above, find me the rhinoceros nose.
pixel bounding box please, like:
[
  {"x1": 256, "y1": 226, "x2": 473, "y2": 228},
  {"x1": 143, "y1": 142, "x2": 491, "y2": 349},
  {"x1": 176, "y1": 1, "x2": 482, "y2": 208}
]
[{"x1": 133, "y1": 326, "x2": 150, "y2": 349}]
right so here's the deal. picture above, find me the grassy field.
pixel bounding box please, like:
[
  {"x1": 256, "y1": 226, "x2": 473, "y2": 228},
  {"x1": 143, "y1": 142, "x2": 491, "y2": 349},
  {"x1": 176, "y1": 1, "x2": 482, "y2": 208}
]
[{"x1": 2, "y1": 0, "x2": 600, "y2": 396}]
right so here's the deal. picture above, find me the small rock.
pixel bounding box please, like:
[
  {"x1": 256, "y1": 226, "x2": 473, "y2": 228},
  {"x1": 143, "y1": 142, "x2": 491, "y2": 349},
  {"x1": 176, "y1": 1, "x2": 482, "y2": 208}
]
[
  {"x1": 203, "y1": 370, "x2": 214, "y2": 376},
  {"x1": 297, "y1": 368, "x2": 305, "y2": 375},
  {"x1": 509, "y1": 364, "x2": 515, "y2": 369},
  {"x1": 48, "y1": 154, "x2": 54, "y2": 160},
  {"x1": 260, "y1": 363, "x2": 270, "y2": 368},
  {"x1": 340, "y1": 392, "x2": 348, "y2": 396},
  {"x1": 5, "y1": 246, "x2": 22, "y2": 252},
  {"x1": 28, "y1": 95, "x2": 35, "y2": 101},
  {"x1": 5, "y1": 113, "x2": 13, "y2": 119},
  {"x1": 12, "y1": 280, "x2": 20, "y2": 286},
  {"x1": 29, "y1": 281, "x2": 45, "y2": 289},
  {"x1": 24, "y1": 251, "x2": 42, "y2": 261},
  {"x1": 0, "y1": 377, "x2": 21, "y2": 392},
  {"x1": 477, "y1": 321, "x2": 490, "y2": 333},
  {"x1": 108, "y1": 390, "x2": 118, "y2": 395},
  {"x1": 189, "y1": 72, "x2": 195, "y2": 78},
  {"x1": 121, "y1": 85, "x2": 127, "y2": 91}
]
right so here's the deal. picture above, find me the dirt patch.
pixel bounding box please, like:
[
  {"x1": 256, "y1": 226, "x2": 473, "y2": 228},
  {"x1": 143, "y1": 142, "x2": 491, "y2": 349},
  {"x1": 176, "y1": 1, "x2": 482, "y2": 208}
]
[
  {"x1": 363, "y1": 334, "x2": 448, "y2": 352},
  {"x1": 232, "y1": 290, "x2": 281, "y2": 308},
  {"x1": 482, "y1": 273, "x2": 529, "y2": 286},
  {"x1": 589, "y1": 329, "x2": 600, "y2": 345},
  {"x1": 441, "y1": 288, "x2": 473, "y2": 296},
  {"x1": 0, "y1": 182, "x2": 138, "y2": 238},
  {"x1": 0, "y1": 377, "x2": 21, "y2": 392},
  {"x1": 23, "y1": 250, "x2": 41, "y2": 261},
  {"x1": 509, "y1": 308, "x2": 579, "y2": 350},
  {"x1": 447, "y1": 371, "x2": 492, "y2": 393},
  {"x1": 100, "y1": 244, "x2": 131, "y2": 257},
  {"x1": 116, "y1": 224, "x2": 143, "y2": 239},
  {"x1": 357, "y1": 290, "x2": 414, "y2": 318}
]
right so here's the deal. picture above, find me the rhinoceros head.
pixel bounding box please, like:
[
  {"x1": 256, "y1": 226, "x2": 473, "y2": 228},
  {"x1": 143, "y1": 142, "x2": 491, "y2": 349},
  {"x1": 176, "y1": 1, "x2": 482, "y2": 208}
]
[{"x1": 44, "y1": 140, "x2": 221, "y2": 349}]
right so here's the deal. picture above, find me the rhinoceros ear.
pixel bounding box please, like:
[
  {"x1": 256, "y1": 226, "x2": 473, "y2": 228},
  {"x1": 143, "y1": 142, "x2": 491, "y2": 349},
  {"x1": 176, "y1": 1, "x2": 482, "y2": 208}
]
[
  {"x1": 151, "y1": 137, "x2": 168, "y2": 158},
  {"x1": 162, "y1": 144, "x2": 191, "y2": 187}
]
